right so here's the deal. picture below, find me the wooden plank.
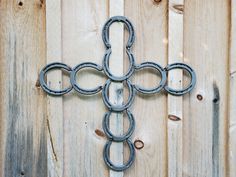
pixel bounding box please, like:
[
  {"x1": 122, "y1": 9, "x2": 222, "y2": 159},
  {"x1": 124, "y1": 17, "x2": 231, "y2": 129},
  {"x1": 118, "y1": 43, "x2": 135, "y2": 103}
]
[
  {"x1": 61, "y1": 1, "x2": 108, "y2": 176},
  {"x1": 108, "y1": 0, "x2": 124, "y2": 177},
  {"x1": 0, "y1": 0, "x2": 47, "y2": 176},
  {"x1": 167, "y1": 0, "x2": 184, "y2": 177},
  {"x1": 229, "y1": 0, "x2": 236, "y2": 176},
  {"x1": 183, "y1": 0, "x2": 230, "y2": 176},
  {"x1": 124, "y1": 0, "x2": 168, "y2": 176},
  {"x1": 46, "y1": 0, "x2": 64, "y2": 176}
]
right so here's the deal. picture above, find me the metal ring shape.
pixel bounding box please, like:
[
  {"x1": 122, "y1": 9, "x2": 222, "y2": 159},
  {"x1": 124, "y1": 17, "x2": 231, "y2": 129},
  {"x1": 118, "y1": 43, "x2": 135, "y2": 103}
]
[
  {"x1": 39, "y1": 62, "x2": 72, "y2": 96},
  {"x1": 70, "y1": 62, "x2": 103, "y2": 95},
  {"x1": 102, "y1": 16, "x2": 135, "y2": 49},
  {"x1": 102, "y1": 79, "x2": 135, "y2": 112},
  {"x1": 103, "y1": 49, "x2": 135, "y2": 81},
  {"x1": 134, "y1": 62, "x2": 167, "y2": 94},
  {"x1": 164, "y1": 63, "x2": 196, "y2": 96},
  {"x1": 102, "y1": 110, "x2": 135, "y2": 142},
  {"x1": 103, "y1": 139, "x2": 135, "y2": 171}
]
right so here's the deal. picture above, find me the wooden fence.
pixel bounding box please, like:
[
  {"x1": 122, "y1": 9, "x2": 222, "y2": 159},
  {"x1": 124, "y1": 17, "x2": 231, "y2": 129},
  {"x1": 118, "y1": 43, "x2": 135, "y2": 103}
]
[{"x1": 0, "y1": 0, "x2": 235, "y2": 177}]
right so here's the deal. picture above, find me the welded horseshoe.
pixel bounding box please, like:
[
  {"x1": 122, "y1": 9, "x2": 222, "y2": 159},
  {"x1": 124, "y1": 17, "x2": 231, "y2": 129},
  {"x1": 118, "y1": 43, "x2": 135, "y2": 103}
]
[
  {"x1": 103, "y1": 139, "x2": 135, "y2": 171},
  {"x1": 102, "y1": 16, "x2": 135, "y2": 49},
  {"x1": 102, "y1": 16, "x2": 136, "y2": 81},
  {"x1": 70, "y1": 62, "x2": 103, "y2": 95},
  {"x1": 39, "y1": 62, "x2": 72, "y2": 96},
  {"x1": 164, "y1": 63, "x2": 196, "y2": 96},
  {"x1": 134, "y1": 62, "x2": 167, "y2": 94},
  {"x1": 103, "y1": 49, "x2": 135, "y2": 81},
  {"x1": 102, "y1": 110, "x2": 135, "y2": 142},
  {"x1": 102, "y1": 79, "x2": 135, "y2": 112}
]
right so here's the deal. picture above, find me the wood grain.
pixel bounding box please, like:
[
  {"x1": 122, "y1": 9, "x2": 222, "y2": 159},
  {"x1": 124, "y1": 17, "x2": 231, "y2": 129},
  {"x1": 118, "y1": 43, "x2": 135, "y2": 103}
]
[
  {"x1": 61, "y1": 0, "x2": 108, "y2": 176},
  {"x1": 167, "y1": 0, "x2": 184, "y2": 177},
  {"x1": 183, "y1": 0, "x2": 230, "y2": 176},
  {"x1": 46, "y1": 0, "x2": 64, "y2": 176},
  {"x1": 229, "y1": 0, "x2": 236, "y2": 176},
  {"x1": 125, "y1": 0, "x2": 168, "y2": 176},
  {"x1": 0, "y1": 0, "x2": 47, "y2": 176},
  {"x1": 109, "y1": 0, "x2": 124, "y2": 177}
]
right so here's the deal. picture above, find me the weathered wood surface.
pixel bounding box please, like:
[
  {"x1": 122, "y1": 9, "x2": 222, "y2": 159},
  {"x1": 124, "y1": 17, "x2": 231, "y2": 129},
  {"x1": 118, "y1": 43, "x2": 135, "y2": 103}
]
[
  {"x1": 167, "y1": 0, "x2": 183, "y2": 177},
  {"x1": 229, "y1": 0, "x2": 236, "y2": 176},
  {"x1": 124, "y1": 0, "x2": 168, "y2": 176},
  {"x1": 109, "y1": 1, "x2": 124, "y2": 177},
  {"x1": 183, "y1": 0, "x2": 230, "y2": 176},
  {"x1": 62, "y1": 1, "x2": 108, "y2": 177},
  {"x1": 0, "y1": 0, "x2": 234, "y2": 177},
  {"x1": 0, "y1": 0, "x2": 47, "y2": 177},
  {"x1": 46, "y1": 0, "x2": 64, "y2": 176}
]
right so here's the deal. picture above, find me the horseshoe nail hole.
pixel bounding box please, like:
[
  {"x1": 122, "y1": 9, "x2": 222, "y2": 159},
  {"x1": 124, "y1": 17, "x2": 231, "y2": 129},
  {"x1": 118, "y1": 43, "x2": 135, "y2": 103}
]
[
  {"x1": 166, "y1": 69, "x2": 190, "y2": 90},
  {"x1": 134, "y1": 139, "x2": 144, "y2": 150},
  {"x1": 44, "y1": 69, "x2": 70, "y2": 91},
  {"x1": 197, "y1": 94, "x2": 203, "y2": 101},
  {"x1": 18, "y1": 1, "x2": 23, "y2": 6}
]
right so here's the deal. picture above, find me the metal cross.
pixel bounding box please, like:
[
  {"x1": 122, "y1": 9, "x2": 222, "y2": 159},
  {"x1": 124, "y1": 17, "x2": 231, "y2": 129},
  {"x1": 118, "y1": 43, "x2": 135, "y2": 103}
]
[{"x1": 39, "y1": 16, "x2": 196, "y2": 171}]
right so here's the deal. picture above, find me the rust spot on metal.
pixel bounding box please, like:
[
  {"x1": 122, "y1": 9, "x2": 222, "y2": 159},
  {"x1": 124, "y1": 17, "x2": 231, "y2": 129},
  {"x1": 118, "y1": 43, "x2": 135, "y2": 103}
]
[
  {"x1": 95, "y1": 129, "x2": 105, "y2": 138},
  {"x1": 134, "y1": 139, "x2": 144, "y2": 150},
  {"x1": 197, "y1": 94, "x2": 203, "y2": 101},
  {"x1": 168, "y1": 114, "x2": 181, "y2": 121},
  {"x1": 171, "y1": 4, "x2": 184, "y2": 14}
]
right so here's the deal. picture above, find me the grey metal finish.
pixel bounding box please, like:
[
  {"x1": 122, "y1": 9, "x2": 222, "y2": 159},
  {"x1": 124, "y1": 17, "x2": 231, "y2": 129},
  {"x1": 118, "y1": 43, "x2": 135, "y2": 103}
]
[
  {"x1": 39, "y1": 16, "x2": 196, "y2": 172},
  {"x1": 102, "y1": 110, "x2": 135, "y2": 142},
  {"x1": 39, "y1": 62, "x2": 72, "y2": 96},
  {"x1": 70, "y1": 62, "x2": 103, "y2": 95},
  {"x1": 134, "y1": 62, "x2": 167, "y2": 94},
  {"x1": 164, "y1": 63, "x2": 196, "y2": 96},
  {"x1": 103, "y1": 139, "x2": 135, "y2": 172},
  {"x1": 102, "y1": 16, "x2": 136, "y2": 82},
  {"x1": 102, "y1": 79, "x2": 135, "y2": 112}
]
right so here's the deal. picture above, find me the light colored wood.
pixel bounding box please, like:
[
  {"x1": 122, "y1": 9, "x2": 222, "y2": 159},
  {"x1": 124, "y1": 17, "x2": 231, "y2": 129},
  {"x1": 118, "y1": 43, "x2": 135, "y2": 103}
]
[
  {"x1": 109, "y1": 0, "x2": 124, "y2": 177},
  {"x1": 46, "y1": 0, "x2": 64, "y2": 176},
  {"x1": 183, "y1": 0, "x2": 230, "y2": 176},
  {"x1": 0, "y1": 0, "x2": 233, "y2": 176},
  {"x1": 167, "y1": 0, "x2": 183, "y2": 177},
  {"x1": 124, "y1": 0, "x2": 168, "y2": 176},
  {"x1": 61, "y1": 1, "x2": 108, "y2": 177},
  {"x1": 229, "y1": 0, "x2": 236, "y2": 176},
  {"x1": 0, "y1": 0, "x2": 47, "y2": 176}
]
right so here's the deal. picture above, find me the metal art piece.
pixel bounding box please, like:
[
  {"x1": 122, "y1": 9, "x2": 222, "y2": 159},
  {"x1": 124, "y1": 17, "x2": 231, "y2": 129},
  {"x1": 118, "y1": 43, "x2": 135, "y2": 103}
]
[{"x1": 39, "y1": 16, "x2": 196, "y2": 171}]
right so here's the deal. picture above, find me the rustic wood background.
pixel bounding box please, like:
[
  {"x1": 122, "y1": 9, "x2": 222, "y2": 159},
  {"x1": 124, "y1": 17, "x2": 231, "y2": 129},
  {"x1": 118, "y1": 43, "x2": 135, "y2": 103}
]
[{"x1": 0, "y1": 0, "x2": 235, "y2": 177}]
